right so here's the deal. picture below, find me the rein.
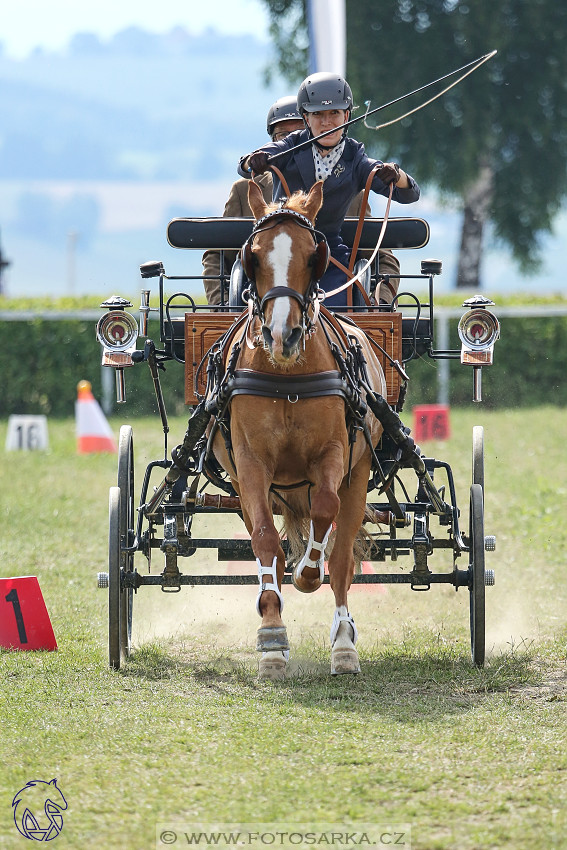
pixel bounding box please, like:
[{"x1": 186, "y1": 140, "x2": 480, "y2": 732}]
[
  {"x1": 256, "y1": 163, "x2": 393, "y2": 308},
  {"x1": 324, "y1": 181, "x2": 394, "y2": 303},
  {"x1": 268, "y1": 163, "x2": 292, "y2": 199}
]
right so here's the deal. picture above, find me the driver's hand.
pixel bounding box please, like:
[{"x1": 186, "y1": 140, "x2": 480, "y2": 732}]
[
  {"x1": 248, "y1": 151, "x2": 270, "y2": 174},
  {"x1": 376, "y1": 162, "x2": 401, "y2": 185}
]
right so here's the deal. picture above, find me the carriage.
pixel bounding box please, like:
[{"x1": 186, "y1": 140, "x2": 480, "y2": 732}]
[{"x1": 96, "y1": 186, "x2": 500, "y2": 676}]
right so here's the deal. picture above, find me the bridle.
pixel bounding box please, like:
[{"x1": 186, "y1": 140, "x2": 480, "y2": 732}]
[{"x1": 241, "y1": 206, "x2": 330, "y2": 334}]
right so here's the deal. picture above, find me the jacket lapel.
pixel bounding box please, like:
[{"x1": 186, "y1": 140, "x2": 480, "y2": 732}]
[{"x1": 296, "y1": 146, "x2": 317, "y2": 192}]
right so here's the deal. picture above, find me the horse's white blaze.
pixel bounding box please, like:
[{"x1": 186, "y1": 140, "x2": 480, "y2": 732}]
[{"x1": 266, "y1": 231, "x2": 294, "y2": 337}]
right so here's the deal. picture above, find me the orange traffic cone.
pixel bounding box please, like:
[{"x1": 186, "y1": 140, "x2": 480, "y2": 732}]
[{"x1": 75, "y1": 380, "x2": 117, "y2": 454}]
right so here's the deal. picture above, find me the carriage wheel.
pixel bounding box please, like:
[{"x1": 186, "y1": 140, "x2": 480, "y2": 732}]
[
  {"x1": 472, "y1": 425, "x2": 484, "y2": 495},
  {"x1": 117, "y1": 425, "x2": 135, "y2": 660},
  {"x1": 469, "y1": 483, "x2": 485, "y2": 667},
  {"x1": 108, "y1": 486, "x2": 122, "y2": 669}
]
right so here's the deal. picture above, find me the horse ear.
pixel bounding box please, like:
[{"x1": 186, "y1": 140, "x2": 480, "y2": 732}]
[
  {"x1": 248, "y1": 179, "x2": 268, "y2": 220},
  {"x1": 301, "y1": 180, "x2": 324, "y2": 223}
]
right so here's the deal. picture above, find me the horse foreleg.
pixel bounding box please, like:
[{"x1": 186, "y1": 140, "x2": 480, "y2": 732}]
[
  {"x1": 292, "y1": 453, "x2": 343, "y2": 594},
  {"x1": 292, "y1": 519, "x2": 333, "y2": 593},
  {"x1": 326, "y1": 455, "x2": 372, "y2": 675},
  {"x1": 239, "y1": 490, "x2": 289, "y2": 680}
]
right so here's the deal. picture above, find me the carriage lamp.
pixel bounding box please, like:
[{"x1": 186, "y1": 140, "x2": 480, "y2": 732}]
[
  {"x1": 97, "y1": 296, "x2": 139, "y2": 403},
  {"x1": 458, "y1": 296, "x2": 500, "y2": 402}
]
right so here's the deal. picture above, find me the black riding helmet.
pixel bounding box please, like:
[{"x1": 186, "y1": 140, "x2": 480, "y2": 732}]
[
  {"x1": 266, "y1": 96, "x2": 302, "y2": 136},
  {"x1": 297, "y1": 72, "x2": 353, "y2": 114},
  {"x1": 296, "y1": 72, "x2": 353, "y2": 146}
]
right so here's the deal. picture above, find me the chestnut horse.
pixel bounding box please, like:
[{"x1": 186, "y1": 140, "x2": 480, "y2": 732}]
[{"x1": 211, "y1": 179, "x2": 386, "y2": 679}]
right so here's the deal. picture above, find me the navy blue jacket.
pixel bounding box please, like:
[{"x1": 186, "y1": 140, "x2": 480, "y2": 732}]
[
  {"x1": 238, "y1": 130, "x2": 420, "y2": 249},
  {"x1": 238, "y1": 130, "x2": 420, "y2": 307}
]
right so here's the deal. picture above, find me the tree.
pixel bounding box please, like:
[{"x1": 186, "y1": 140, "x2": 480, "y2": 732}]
[{"x1": 261, "y1": 0, "x2": 567, "y2": 288}]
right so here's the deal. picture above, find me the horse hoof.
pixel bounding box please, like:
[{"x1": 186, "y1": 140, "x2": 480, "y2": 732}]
[
  {"x1": 258, "y1": 651, "x2": 287, "y2": 680},
  {"x1": 331, "y1": 648, "x2": 361, "y2": 675},
  {"x1": 256, "y1": 626, "x2": 289, "y2": 652},
  {"x1": 291, "y1": 567, "x2": 322, "y2": 594}
]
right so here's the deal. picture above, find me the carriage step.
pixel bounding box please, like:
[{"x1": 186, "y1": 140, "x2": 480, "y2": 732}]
[
  {"x1": 97, "y1": 572, "x2": 109, "y2": 588},
  {"x1": 484, "y1": 535, "x2": 496, "y2": 551},
  {"x1": 485, "y1": 569, "x2": 495, "y2": 586}
]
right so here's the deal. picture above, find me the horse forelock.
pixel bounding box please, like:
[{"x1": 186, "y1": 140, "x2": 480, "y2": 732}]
[{"x1": 262, "y1": 190, "x2": 317, "y2": 223}]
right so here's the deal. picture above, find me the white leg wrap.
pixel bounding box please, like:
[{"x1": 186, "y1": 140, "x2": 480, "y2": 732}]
[
  {"x1": 330, "y1": 605, "x2": 358, "y2": 647},
  {"x1": 256, "y1": 556, "x2": 284, "y2": 616},
  {"x1": 294, "y1": 521, "x2": 332, "y2": 584}
]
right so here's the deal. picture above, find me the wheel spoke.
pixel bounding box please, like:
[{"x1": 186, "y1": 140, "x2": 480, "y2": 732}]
[{"x1": 472, "y1": 425, "x2": 484, "y2": 494}]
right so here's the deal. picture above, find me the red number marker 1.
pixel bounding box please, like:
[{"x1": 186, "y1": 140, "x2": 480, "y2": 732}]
[{"x1": 0, "y1": 577, "x2": 57, "y2": 651}]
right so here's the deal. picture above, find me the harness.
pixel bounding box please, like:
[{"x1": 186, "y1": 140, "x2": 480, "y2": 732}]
[{"x1": 196, "y1": 300, "x2": 378, "y2": 500}]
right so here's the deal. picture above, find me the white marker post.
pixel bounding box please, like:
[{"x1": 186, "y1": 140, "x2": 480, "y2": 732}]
[{"x1": 5, "y1": 415, "x2": 49, "y2": 451}]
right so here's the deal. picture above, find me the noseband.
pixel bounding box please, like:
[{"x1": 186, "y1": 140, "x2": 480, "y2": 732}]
[{"x1": 241, "y1": 207, "x2": 330, "y2": 332}]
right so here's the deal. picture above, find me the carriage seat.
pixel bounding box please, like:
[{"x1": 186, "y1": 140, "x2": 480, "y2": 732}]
[{"x1": 167, "y1": 215, "x2": 430, "y2": 310}]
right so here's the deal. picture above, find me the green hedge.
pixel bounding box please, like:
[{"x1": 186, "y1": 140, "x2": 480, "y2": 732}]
[
  {"x1": 0, "y1": 319, "x2": 186, "y2": 418},
  {"x1": 0, "y1": 311, "x2": 565, "y2": 417},
  {"x1": 404, "y1": 314, "x2": 567, "y2": 409}
]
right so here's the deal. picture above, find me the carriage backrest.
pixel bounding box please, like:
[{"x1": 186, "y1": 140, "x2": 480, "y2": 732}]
[{"x1": 167, "y1": 217, "x2": 430, "y2": 251}]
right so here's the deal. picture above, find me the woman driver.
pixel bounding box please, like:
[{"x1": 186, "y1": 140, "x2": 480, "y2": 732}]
[{"x1": 239, "y1": 72, "x2": 420, "y2": 309}]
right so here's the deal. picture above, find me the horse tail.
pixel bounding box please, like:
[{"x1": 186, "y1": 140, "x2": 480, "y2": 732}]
[
  {"x1": 280, "y1": 503, "x2": 377, "y2": 573},
  {"x1": 279, "y1": 504, "x2": 311, "y2": 567}
]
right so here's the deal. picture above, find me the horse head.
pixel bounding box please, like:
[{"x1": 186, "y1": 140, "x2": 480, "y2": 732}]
[{"x1": 244, "y1": 180, "x2": 328, "y2": 366}]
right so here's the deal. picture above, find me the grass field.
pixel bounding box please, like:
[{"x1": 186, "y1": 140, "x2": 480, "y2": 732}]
[{"x1": 1, "y1": 408, "x2": 566, "y2": 850}]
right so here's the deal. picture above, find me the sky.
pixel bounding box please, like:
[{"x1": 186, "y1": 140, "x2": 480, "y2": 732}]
[{"x1": 0, "y1": 0, "x2": 271, "y2": 58}]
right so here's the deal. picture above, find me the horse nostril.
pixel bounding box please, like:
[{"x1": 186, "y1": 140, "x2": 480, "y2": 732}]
[
  {"x1": 284, "y1": 325, "x2": 303, "y2": 354},
  {"x1": 262, "y1": 325, "x2": 273, "y2": 348}
]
